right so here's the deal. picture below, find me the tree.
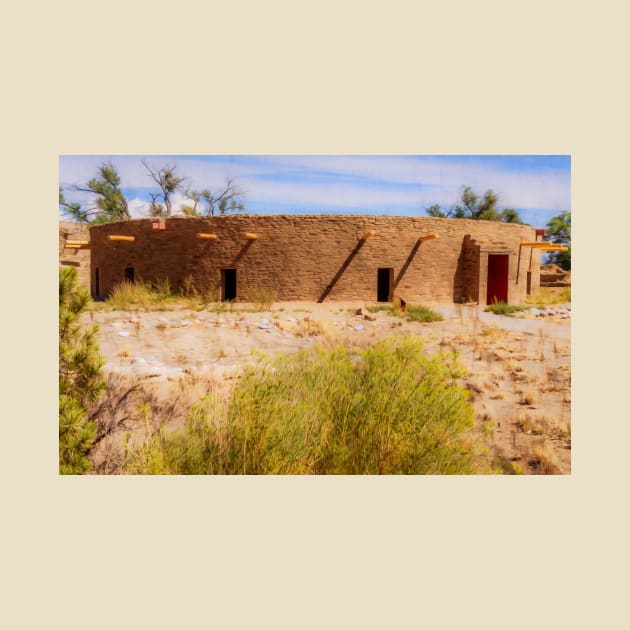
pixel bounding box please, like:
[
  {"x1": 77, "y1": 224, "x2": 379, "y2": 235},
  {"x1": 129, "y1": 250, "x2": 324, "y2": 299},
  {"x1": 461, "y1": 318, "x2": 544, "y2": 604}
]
[
  {"x1": 59, "y1": 187, "x2": 88, "y2": 222},
  {"x1": 59, "y1": 267, "x2": 105, "y2": 474},
  {"x1": 425, "y1": 186, "x2": 524, "y2": 224},
  {"x1": 544, "y1": 210, "x2": 571, "y2": 270},
  {"x1": 68, "y1": 162, "x2": 130, "y2": 223},
  {"x1": 182, "y1": 178, "x2": 246, "y2": 216},
  {"x1": 142, "y1": 161, "x2": 187, "y2": 217}
]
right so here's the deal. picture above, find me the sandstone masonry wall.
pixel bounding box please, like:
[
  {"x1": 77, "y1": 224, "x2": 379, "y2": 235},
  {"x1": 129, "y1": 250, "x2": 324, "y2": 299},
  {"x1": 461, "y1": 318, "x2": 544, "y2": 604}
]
[
  {"x1": 59, "y1": 222, "x2": 90, "y2": 290},
  {"x1": 89, "y1": 215, "x2": 540, "y2": 304}
]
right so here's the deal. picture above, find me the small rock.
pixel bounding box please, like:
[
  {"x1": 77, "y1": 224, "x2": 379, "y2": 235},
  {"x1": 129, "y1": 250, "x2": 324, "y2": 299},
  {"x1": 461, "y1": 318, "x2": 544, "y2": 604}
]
[
  {"x1": 118, "y1": 331, "x2": 130, "y2": 337},
  {"x1": 364, "y1": 314, "x2": 376, "y2": 321},
  {"x1": 353, "y1": 324, "x2": 364, "y2": 331}
]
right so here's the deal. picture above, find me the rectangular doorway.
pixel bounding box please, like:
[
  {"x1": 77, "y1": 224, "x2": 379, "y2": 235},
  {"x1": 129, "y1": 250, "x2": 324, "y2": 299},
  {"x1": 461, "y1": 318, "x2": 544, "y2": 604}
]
[
  {"x1": 94, "y1": 268, "x2": 100, "y2": 298},
  {"x1": 222, "y1": 268, "x2": 237, "y2": 301},
  {"x1": 377, "y1": 268, "x2": 393, "y2": 302},
  {"x1": 486, "y1": 254, "x2": 509, "y2": 304}
]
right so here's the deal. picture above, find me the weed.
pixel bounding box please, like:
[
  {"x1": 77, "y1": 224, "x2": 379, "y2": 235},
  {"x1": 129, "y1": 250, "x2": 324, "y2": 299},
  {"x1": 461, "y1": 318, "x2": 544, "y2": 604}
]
[
  {"x1": 244, "y1": 286, "x2": 278, "y2": 311},
  {"x1": 484, "y1": 301, "x2": 527, "y2": 317},
  {"x1": 125, "y1": 336, "x2": 488, "y2": 474},
  {"x1": 406, "y1": 304, "x2": 443, "y2": 323}
]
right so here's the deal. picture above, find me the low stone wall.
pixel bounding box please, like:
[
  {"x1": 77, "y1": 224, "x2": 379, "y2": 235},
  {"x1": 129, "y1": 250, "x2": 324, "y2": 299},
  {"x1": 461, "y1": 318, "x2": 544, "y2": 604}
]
[{"x1": 89, "y1": 215, "x2": 539, "y2": 304}]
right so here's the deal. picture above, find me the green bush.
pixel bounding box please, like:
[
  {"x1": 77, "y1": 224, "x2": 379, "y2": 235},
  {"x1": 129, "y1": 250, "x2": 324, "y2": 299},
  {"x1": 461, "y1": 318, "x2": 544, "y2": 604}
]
[
  {"x1": 484, "y1": 301, "x2": 527, "y2": 317},
  {"x1": 244, "y1": 285, "x2": 278, "y2": 311},
  {"x1": 127, "y1": 336, "x2": 482, "y2": 474},
  {"x1": 59, "y1": 267, "x2": 105, "y2": 474},
  {"x1": 106, "y1": 281, "x2": 155, "y2": 310},
  {"x1": 406, "y1": 304, "x2": 443, "y2": 322}
]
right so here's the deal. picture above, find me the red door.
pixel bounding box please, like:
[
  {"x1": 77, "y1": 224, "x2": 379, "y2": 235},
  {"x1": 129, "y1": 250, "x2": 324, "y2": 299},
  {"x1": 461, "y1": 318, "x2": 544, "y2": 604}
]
[{"x1": 486, "y1": 254, "x2": 509, "y2": 304}]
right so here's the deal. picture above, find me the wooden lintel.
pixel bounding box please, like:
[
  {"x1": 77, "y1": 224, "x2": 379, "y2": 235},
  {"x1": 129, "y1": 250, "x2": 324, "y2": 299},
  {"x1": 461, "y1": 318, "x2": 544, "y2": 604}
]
[
  {"x1": 243, "y1": 232, "x2": 257, "y2": 240},
  {"x1": 360, "y1": 230, "x2": 376, "y2": 241},
  {"x1": 108, "y1": 235, "x2": 135, "y2": 242},
  {"x1": 197, "y1": 233, "x2": 218, "y2": 240},
  {"x1": 418, "y1": 234, "x2": 437, "y2": 242}
]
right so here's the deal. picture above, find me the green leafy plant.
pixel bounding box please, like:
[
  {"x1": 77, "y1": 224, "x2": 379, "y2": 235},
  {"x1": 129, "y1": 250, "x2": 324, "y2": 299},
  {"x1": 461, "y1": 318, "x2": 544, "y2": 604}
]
[
  {"x1": 126, "y1": 336, "x2": 484, "y2": 474},
  {"x1": 484, "y1": 301, "x2": 527, "y2": 317},
  {"x1": 59, "y1": 267, "x2": 105, "y2": 474}
]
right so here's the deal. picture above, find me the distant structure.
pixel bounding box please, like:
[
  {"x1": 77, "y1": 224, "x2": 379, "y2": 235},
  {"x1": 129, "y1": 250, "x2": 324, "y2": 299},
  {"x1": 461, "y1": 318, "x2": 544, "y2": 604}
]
[{"x1": 56, "y1": 214, "x2": 559, "y2": 305}]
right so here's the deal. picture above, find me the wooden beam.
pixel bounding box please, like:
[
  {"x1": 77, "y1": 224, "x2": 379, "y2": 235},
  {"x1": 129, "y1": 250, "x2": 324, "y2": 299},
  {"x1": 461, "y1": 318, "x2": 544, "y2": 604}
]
[
  {"x1": 108, "y1": 235, "x2": 135, "y2": 242},
  {"x1": 196, "y1": 233, "x2": 218, "y2": 240},
  {"x1": 539, "y1": 245, "x2": 568, "y2": 252},
  {"x1": 65, "y1": 240, "x2": 89, "y2": 246},
  {"x1": 65, "y1": 244, "x2": 91, "y2": 250},
  {"x1": 519, "y1": 242, "x2": 550, "y2": 248},
  {"x1": 418, "y1": 234, "x2": 437, "y2": 242},
  {"x1": 360, "y1": 230, "x2": 376, "y2": 241},
  {"x1": 243, "y1": 232, "x2": 257, "y2": 240}
]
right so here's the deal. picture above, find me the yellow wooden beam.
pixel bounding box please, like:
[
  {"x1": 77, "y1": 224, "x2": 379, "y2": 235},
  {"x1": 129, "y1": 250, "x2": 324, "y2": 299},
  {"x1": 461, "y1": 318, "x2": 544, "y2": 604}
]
[
  {"x1": 360, "y1": 230, "x2": 376, "y2": 241},
  {"x1": 418, "y1": 234, "x2": 438, "y2": 242},
  {"x1": 65, "y1": 244, "x2": 91, "y2": 249},
  {"x1": 197, "y1": 233, "x2": 218, "y2": 240},
  {"x1": 520, "y1": 242, "x2": 554, "y2": 248},
  {"x1": 539, "y1": 245, "x2": 568, "y2": 252},
  {"x1": 244, "y1": 232, "x2": 257, "y2": 240},
  {"x1": 108, "y1": 235, "x2": 135, "y2": 242},
  {"x1": 65, "y1": 240, "x2": 89, "y2": 246}
]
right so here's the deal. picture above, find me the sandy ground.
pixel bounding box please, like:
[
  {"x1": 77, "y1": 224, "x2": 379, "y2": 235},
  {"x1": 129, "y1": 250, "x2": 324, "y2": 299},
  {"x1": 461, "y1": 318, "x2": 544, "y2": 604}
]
[{"x1": 88, "y1": 300, "x2": 571, "y2": 474}]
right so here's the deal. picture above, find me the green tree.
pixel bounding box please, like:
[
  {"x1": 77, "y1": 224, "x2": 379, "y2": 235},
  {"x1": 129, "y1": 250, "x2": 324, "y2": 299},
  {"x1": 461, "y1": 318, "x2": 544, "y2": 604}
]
[
  {"x1": 143, "y1": 161, "x2": 187, "y2": 217},
  {"x1": 182, "y1": 178, "x2": 246, "y2": 216},
  {"x1": 68, "y1": 162, "x2": 130, "y2": 223},
  {"x1": 425, "y1": 186, "x2": 524, "y2": 224},
  {"x1": 545, "y1": 210, "x2": 571, "y2": 270},
  {"x1": 59, "y1": 267, "x2": 105, "y2": 474}
]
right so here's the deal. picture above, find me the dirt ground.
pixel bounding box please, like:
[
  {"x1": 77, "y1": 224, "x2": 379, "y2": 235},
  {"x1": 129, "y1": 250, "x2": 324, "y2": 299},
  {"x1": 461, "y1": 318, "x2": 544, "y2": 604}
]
[{"x1": 87, "y1": 300, "x2": 571, "y2": 474}]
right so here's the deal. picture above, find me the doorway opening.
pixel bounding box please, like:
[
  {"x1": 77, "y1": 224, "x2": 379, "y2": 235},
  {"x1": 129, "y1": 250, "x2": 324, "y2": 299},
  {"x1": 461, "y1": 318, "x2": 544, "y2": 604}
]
[
  {"x1": 222, "y1": 269, "x2": 237, "y2": 301},
  {"x1": 124, "y1": 266, "x2": 135, "y2": 283},
  {"x1": 486, "y1": 254, "x2": 509, "y2": 304},
  {"x1": 94, "y1": 268, "x2": 100, "y2": 298},
  {"x1": 377, "y1": 268, "x2": 394, "y2": 302}
]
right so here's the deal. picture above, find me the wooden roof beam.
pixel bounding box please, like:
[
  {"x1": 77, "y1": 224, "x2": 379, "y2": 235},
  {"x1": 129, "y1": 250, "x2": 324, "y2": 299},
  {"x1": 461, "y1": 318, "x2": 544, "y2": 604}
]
[
  {"x1": 244, "y1": 232, "x2": 258, "y2": 240},
  {"x1": 65, "y1": 240, "x2": 89, "y2": 246},
  {"x1": 108, "y1": 235, "x2": 135, "y2": 242},
  {"x1": 197, "y1": 233, "x2": 218, "y2": 240},
  {"x1": 418, "y1": 234, "x2": 438, "y2": 242},
  {"x1": 360, "y1": 230, "x2": 376, "y2": 241}
]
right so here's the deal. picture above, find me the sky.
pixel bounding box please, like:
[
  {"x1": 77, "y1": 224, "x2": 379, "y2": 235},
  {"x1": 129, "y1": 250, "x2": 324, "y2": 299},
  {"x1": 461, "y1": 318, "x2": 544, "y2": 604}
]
[{"x1": 59, "y1": 155, "x2": 570, "y2": 227}]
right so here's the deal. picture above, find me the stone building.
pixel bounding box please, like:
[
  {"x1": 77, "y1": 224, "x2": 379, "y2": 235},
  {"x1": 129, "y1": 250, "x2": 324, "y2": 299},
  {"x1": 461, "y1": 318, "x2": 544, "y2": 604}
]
[
  {"x1": 59, "y1": 221, "x2": 91, "y2": 290},
  {"x1": 83, "y1": 215, "x2": 542, "y2": 304}
]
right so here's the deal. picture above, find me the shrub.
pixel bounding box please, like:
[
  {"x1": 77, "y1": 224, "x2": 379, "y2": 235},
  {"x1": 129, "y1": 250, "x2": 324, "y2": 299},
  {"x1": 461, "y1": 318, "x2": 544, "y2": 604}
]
[
  {"x1": 484, "y1": 301, "x2": 527, "y2": 317},
  {"x1": 244, "y1": 285, "x2": 278, "y2": 311},
  {"x1": 126, "y1": 336, "x2": 484, "y2": 474},
  {"x1": 107, "y1": 281, "x2": 155, "y2": 310},
  {"x1": 59, "y1": 267, "x2": 105, "y2": 474},
  {"x1": 406, "y1": 304, "x2": 443, "y2": 322}
]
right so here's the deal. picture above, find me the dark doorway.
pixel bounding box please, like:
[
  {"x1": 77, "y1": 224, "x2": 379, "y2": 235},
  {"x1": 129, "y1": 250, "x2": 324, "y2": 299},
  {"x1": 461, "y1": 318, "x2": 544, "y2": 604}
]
[
  {"x1": 377, "y1": 268, "x2": 393, "y2": 302},
  {"x1": 124, "y1": 266, "x2": 135, "y2": 283},
  {"x1": 486, "y1": 254, "x2": 509, "y2": 304},
  {"x1": 526, "y1": 271, "x2": 532, "y2": 295},
  {"x1": 222, "y1": 269, "x2": 237, "y2": 301},
  {"x1": 94, "y1": 268, "x2": 100, "y2": 298}
]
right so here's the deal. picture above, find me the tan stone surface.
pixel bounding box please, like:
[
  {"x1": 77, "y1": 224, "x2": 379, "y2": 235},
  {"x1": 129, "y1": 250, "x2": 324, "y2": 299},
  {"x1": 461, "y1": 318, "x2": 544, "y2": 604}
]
[{"x1": 89, "y1": 215, "x2": 540, "y2": 304}]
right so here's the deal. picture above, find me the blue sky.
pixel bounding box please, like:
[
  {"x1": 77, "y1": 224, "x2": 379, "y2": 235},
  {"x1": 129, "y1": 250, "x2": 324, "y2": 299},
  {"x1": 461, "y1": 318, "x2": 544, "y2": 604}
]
[{"x1": 59, "y1": 155, "x2": 570, "y2": 227}]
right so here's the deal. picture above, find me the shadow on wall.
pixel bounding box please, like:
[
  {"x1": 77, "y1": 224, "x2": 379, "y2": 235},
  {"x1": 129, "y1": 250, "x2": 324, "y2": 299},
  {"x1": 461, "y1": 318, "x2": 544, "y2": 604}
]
[
  {"x1": 318, "y1": 239, "x2": 366, "y2": 303},
  {"x1": 393, "y1": 240, "x2": 421, "y2": 291},
  {"x1": 453, "y1": 235, "x2": 479, "y2": 303}
]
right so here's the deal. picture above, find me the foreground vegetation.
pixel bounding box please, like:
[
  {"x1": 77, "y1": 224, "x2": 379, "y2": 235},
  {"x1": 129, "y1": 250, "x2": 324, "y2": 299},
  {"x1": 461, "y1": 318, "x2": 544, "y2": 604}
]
[{"x1": 128, "y1": 337, "x2": 484, "y2": 474}]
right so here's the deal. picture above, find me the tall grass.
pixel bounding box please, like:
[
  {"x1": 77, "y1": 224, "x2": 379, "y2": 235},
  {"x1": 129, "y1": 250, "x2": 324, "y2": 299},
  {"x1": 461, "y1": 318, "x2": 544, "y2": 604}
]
[
  {"x1": 244, "y1": 285, "x2": 278, "y2": 311},
  {"x1": 524, "y1": 287, "x2": 571, "y2": 307},
  {"x1": 366, "y1": 303, "x2": 443, "y2": 322},
  {"x1": 107, "y1": 282, "x2": 156, "y2": 310},
  {"x1": 127, "y1": 336, "x2": 485, "y2": 474},
  {"x1": 484, "y1": 301, "x2": 527, "y2": 317}
]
